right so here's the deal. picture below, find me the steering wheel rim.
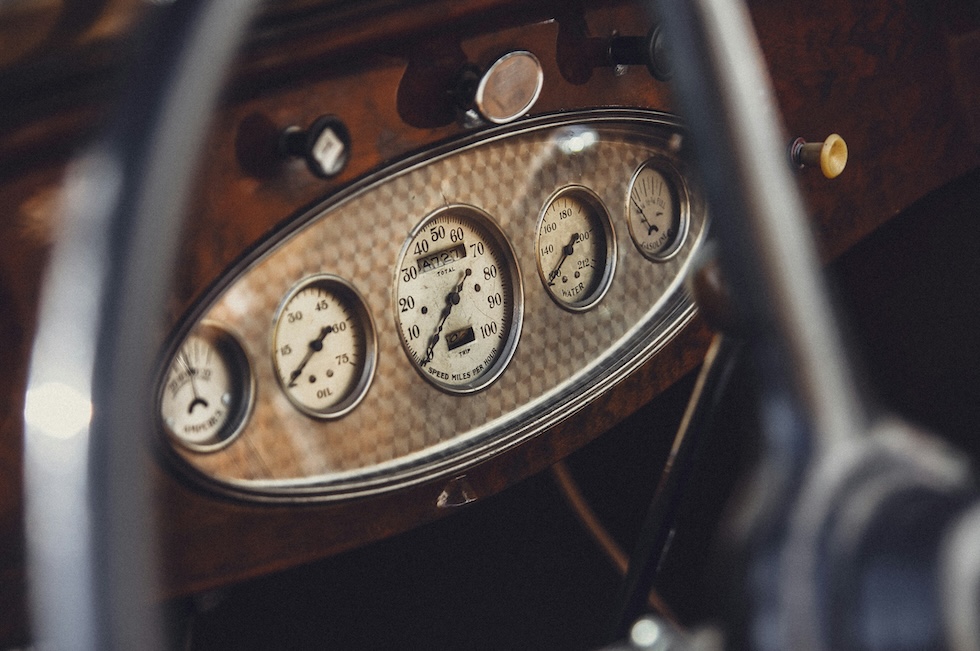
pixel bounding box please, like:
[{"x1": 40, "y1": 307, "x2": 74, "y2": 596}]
[{"x1": 23, "y1": 1, "x2": 259, "y2": 647}]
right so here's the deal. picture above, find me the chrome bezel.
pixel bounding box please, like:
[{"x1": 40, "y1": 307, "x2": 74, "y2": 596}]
[{"x1": 474, "y1": 50, "x2": 544, "y2": 125}]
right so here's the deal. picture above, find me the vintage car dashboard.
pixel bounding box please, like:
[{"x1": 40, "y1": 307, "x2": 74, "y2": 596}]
[
  {"x1": 2, "y1": 0, "x2": 980, "y2": 644},
  {"x1": 159, "y1": 110, "x2": 706, "y2": 501}
]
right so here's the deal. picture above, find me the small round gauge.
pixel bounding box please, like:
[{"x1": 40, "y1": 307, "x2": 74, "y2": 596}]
[
  {"x1": 272, "y1": 275, "x2": 376, "y2": 419},
  {"x1": 394, "y1": 204, "x2": 523, "y2": 394},
  {"x1": 535, "y1": 185, "x2": 616, "y2": 311},
  {"x1": 160, "y1": 323, "x2": 253, "y2": 452},
  {"x1": 626, "y1": 158, "x2": 689, "y2": 261}
]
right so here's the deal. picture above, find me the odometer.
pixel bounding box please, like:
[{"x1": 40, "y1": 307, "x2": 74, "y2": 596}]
[{"x1": 394, "y1": 205, "x2": 523, "y2": 394}]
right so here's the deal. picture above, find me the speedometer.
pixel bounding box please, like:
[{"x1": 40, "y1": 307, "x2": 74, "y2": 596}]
[{"x1": 394, "y1": 205, "x2": 523, "y2": 394}]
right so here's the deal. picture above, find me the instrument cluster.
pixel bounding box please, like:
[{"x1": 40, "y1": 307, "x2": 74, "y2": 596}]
[{"x1": 156, "y1": 109, "x2": 706, "y2": 501}]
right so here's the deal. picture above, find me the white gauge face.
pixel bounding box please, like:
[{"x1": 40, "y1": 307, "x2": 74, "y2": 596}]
[
  {"x1": 272, "y1": 275, "x2": 376, "y2": 419},
  {"x1": 160, "y1": 324, "x2": 252, "y2": 451},
  {"x1": 395, "y1": 205, "x2": 522, "y2": 393},
  {"x1": 627, "y1": 160, "x2": 688, "y2": 261},
  {"x1": 536, "y1": 186, "x2": 615, "y2": 310}
]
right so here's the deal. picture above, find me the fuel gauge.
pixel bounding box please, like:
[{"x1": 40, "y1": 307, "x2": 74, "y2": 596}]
[
  {"x1": 160, "y1": 323, "x2": 253, "y2": 452},
  {"x1": 626, "y1": 158, "x2": 689, "y2": 261}
]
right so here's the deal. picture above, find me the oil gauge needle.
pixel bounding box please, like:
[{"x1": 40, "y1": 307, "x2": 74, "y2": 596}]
[
  {"x1": 421, "y1": 268, "x2": 471, "y2": 367},
  {"x1": 179, "y1": 353, "x2": 209, "y2": 414},
  {"x1": 547, "y1": 232, "x2": 579, "y2": 285},
  {"x1": 631, "y1": 196, "x2": 659, "y2": 235},
  {"x1": 287, "y1": 325, "x2": 334, "y2": 387}
]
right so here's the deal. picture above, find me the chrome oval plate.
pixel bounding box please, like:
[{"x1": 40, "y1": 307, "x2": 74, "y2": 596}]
[{"x1": 156, "y1": 109, "x2": 707, "y2": 501}]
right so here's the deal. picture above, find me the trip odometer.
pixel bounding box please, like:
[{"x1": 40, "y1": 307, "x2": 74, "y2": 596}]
[{"x1": 395, "y1": 205, "x2": 523, "y2": 394}]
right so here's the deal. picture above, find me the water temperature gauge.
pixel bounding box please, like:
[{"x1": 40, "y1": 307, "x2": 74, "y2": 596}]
[
  {"x1": 626, "y1": 158, "x2": 689, "y2": 261},
  {"x1": 160, "y1": 323, "x2": 253, "y2": 451},
  {"x1": 272, "y1": 274, "x2": 377, "y2": 419},
  {"x1": 535, "y1": 186, "x2": 616, "y2": 311}
]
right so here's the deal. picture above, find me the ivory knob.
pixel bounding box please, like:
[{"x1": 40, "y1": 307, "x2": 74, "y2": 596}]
[{"x1": 791, "y1": 133, "x2": 848, "y2": 179}]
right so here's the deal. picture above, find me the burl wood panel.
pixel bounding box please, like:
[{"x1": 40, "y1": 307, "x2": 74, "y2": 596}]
[
  {"x1": 156, "y1": 0, "x2": 980, "y2": 599},
  {"x1": 755, "y1": 0, "x2": 980, "y2": 260},
  {"x1": 0, "y1": 0, "x2": 978, "y2": 643}
]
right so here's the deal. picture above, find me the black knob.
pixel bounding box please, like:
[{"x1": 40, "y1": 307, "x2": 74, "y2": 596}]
[
  {"x1": 280, "y1": 115, "x2": 351, "y2": 179},
  {"x1": 607, "y1": 26, "x2": 672, "y2": 81}
]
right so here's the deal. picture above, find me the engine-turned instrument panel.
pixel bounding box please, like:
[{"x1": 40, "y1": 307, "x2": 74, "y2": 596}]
[{"x1": 157, "y1": 109, "x2": 707, "y2": 501}]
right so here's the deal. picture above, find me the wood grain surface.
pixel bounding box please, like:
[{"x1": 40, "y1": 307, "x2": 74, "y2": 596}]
[{"x1": 0, "y1": 0, "x2": 978, "y2": 643}]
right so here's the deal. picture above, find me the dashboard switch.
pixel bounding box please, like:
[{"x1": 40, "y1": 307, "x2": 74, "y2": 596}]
[
  {"x1": 280, "y1": 114, "x2": 352, "y2": 179},
  {"x1": 607, "y1": 27, "x2": 672, "y2": 81},
  {"x1": 791, "y1": 133, "x2": 848, "y2": 179}
]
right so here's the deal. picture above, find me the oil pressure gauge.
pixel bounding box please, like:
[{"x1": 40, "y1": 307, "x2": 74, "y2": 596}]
[
  {"x1": 394, "y1": 204, "x2": 523, "y2": 394},
  {"x1": 626, "y1": 158, "x2": 689, "y2": 261},
  {"x1": 272, "y1": 275, "x2": 377, "y2": 419},
  {"x1": 160, "y1": 323, "x2": 253, "y2": 452},
  {"x1": 536, "y1": 186, "x2": 616, "y2": 311}
]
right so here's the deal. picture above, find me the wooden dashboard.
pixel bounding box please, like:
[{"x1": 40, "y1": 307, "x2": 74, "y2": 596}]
[{"x1": 1, "y1": 0, "x2": 978, "y2": 643}]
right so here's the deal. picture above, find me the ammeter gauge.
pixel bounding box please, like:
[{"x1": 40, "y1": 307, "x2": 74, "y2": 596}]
[
  {"x1": 160, "y1": 323, "x2": 253, "y2": 451},
  {"x1": 272, "y1": 275, "x2": 377, "y2": 419},
  {"x1": 535, "y1": 185, "x2": 616, "y2": 311},
  {"x1": 626, "y1": 158, "x2": 689, "y2": 261},
  {"x1": 394, "y1": 204, "x2": 523, "y2": 394}
]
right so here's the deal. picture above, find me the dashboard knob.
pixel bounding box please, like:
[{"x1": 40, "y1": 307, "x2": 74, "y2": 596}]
[
  {"x1": 791, "y1": 133, "x2": 848, "y2": 179},
  {"x1": 607, "y1": 26, "x2": 672, "y2": 81},
  {"x1": 280, "y1": 115, "x2": 352, "y2": 179}
]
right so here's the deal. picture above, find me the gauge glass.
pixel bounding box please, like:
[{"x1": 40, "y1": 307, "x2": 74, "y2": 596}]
[
  {"x1": 394, "y1": 205, "x2": 522, "y2": 393},
  {"x1": 272, "y1": 275, "x2": 377, "y2": 419},
  {"x1": 160, "y1": 323, "x2": 252, "y2": 452},
  {"x1": 626, "y1": 159, "x2": 689, "y2": 261},
  {"x1": 535, "y1": 185, "x2": 616, "y2": 311}
]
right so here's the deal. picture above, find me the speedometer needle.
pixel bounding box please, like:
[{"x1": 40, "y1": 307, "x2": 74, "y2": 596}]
[
  {"x1": 631, "y1": 196, "x2": 659, "y2": 235},
  {"x1": 287, "y1": 325, "x2": 334, "y2": 387},
  {"x1": 547, "y1": 232, "x2": 579, "y2": 286},
  {"x1": 420, "y1": 268, "x2": 471, "y2": 367}
]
